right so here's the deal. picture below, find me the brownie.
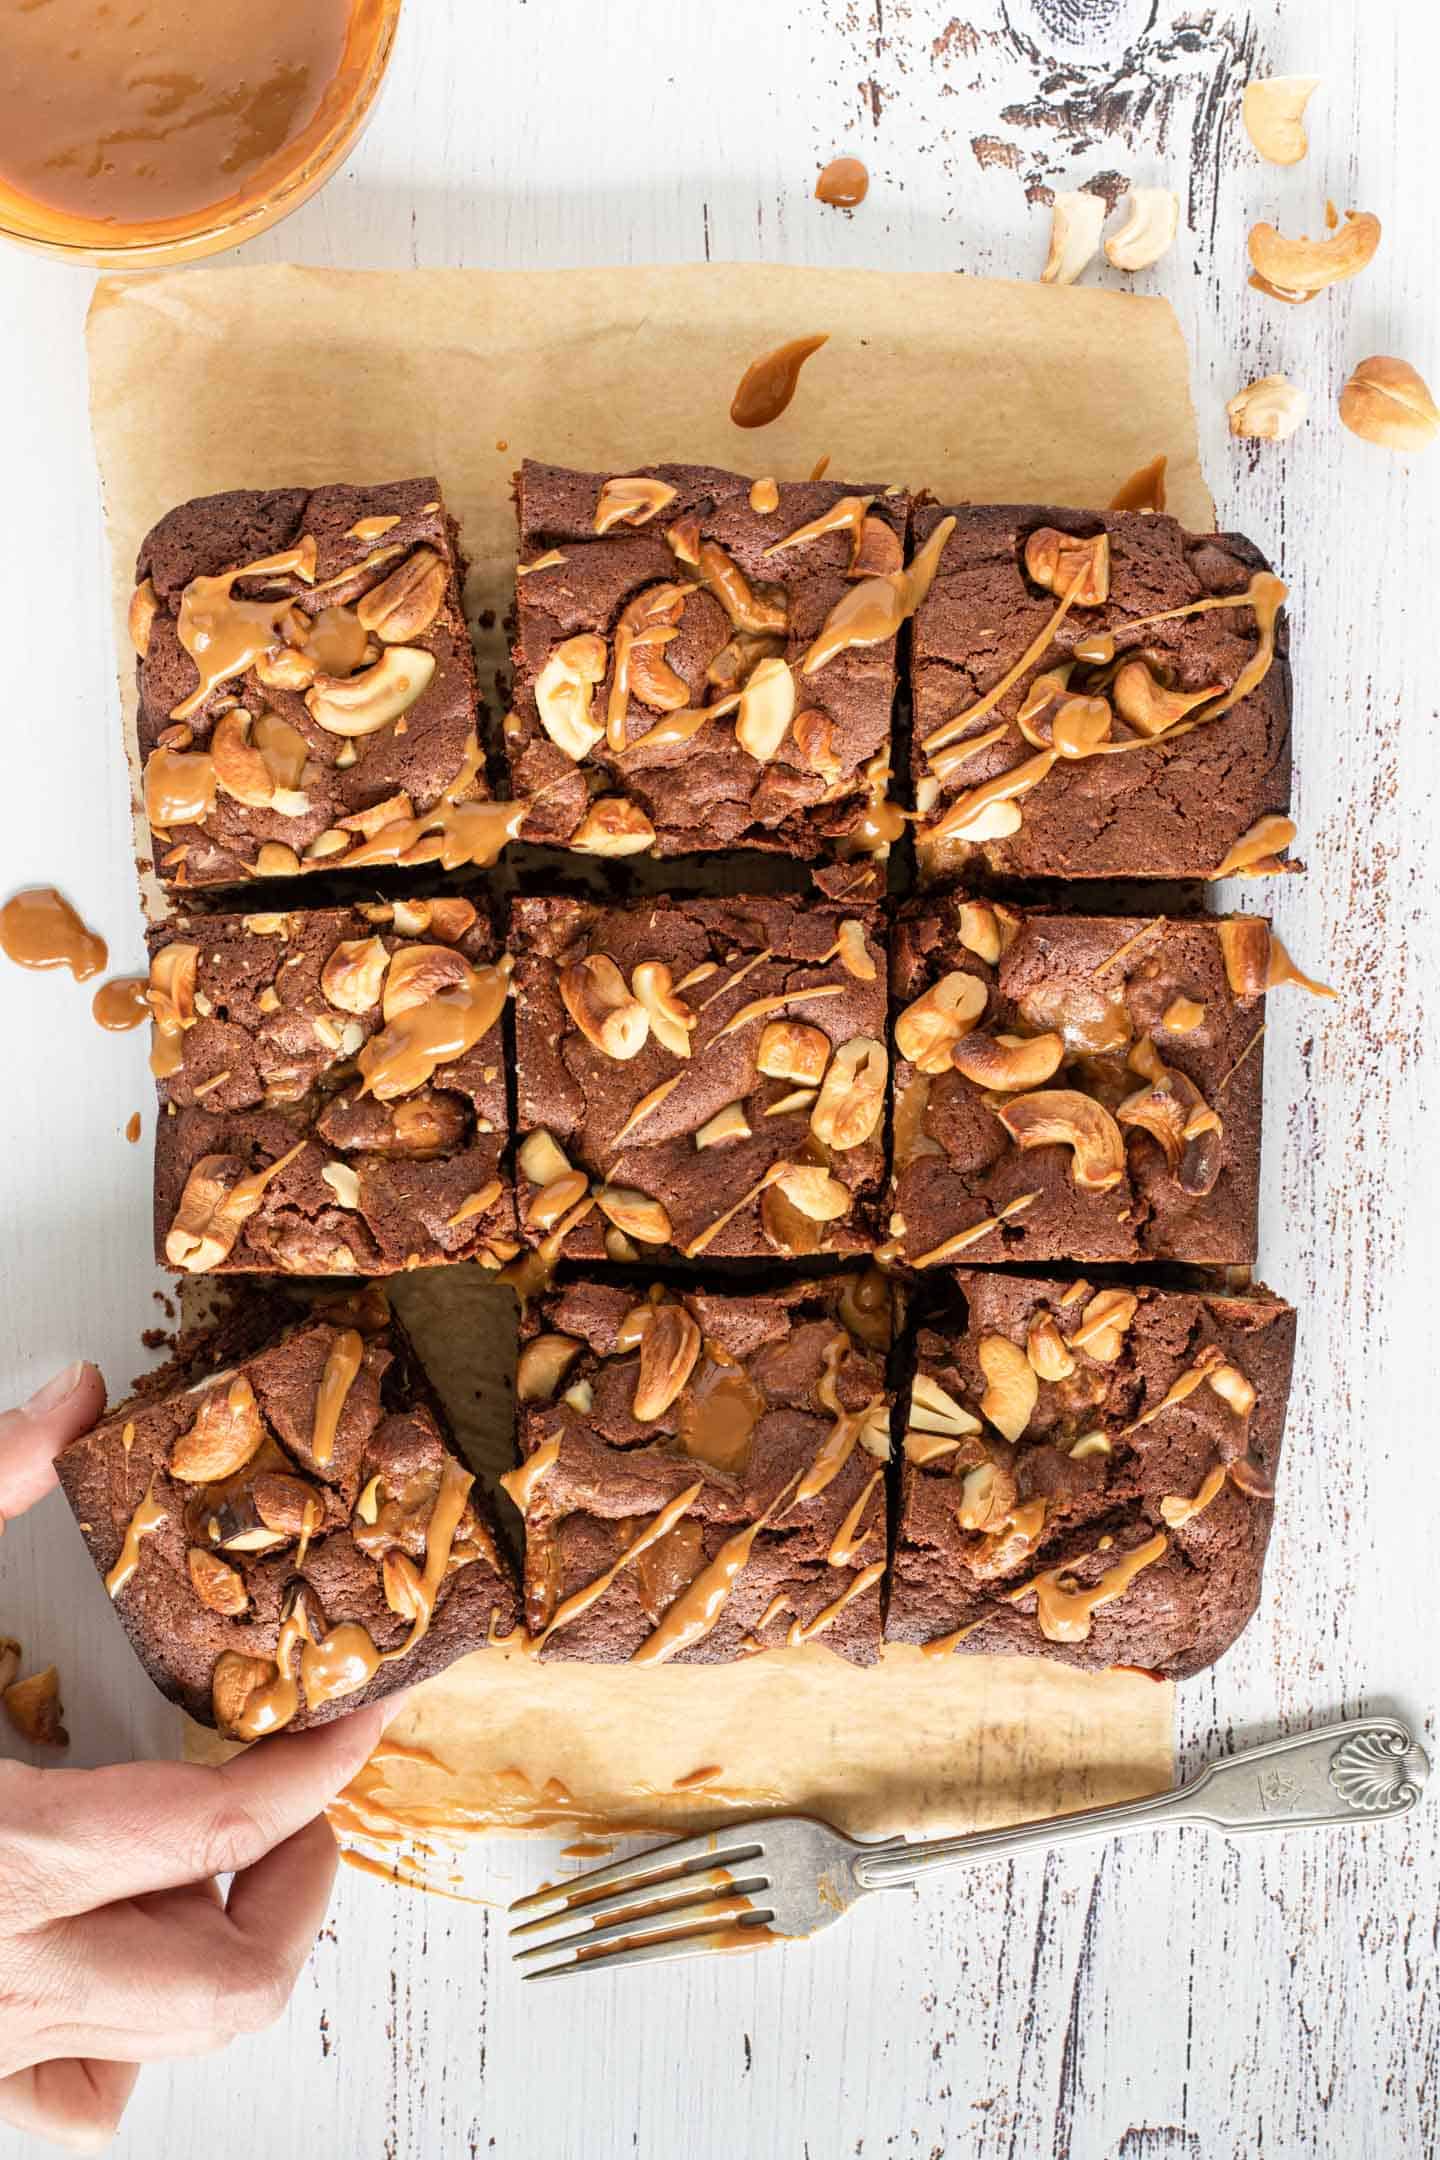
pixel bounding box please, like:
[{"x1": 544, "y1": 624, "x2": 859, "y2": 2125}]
[
  {"x1": 55, "y1": 1302, "x2": 519, "y2": 1732},
  {"x1": 908, "y1": 503, "x2": 1292, "y2": 881},
  {"x1": 511, "y1": 893, "x2": 888, "y2": 1265},
  {"x1": 889, "y1": 896, "x2": 1266, "y2": 1267},
  {"x1": 133, "y1": 479, "x2": 489, "y2": 889},
  {"x1": 149, "y1": 899, "x2": 514, "y2": 1275},
  {"x1": 505, "y1": 459, "x2": 912, "y2": 858},
  {"x1": 507, "y1": 1273, "x2": 893, "y2": 1663},
  {"x1": 886, "y1": 1271, "x2": 1295, "y2": 1677}
]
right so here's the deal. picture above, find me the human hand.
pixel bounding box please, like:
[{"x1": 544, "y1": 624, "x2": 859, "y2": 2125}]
[{"x1": 0, "y1": 1363, "x2": 388, "y2": 2152}]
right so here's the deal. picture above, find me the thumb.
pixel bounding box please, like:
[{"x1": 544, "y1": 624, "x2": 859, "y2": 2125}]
[{"x1": 0, "y1": 1363, "x2": 107, "y2": 1524}]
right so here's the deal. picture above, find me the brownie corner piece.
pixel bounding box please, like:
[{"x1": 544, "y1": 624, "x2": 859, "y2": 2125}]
[
  {"x1": 510, "y1": 890, "x2": 888, "y2": 1265},
  {"x1": 134, "y1": 477, "x2": 486, "y2": 890},
  {"x1": 907, "y1": 501, "x2": 1291, "y2": 881},
  {"x1": 885, "y1": 1270, "x2": 1295, "y2": 1677},
  {"x1": 506, "y1": 458, "x2": 910, "y2": 859},
  {"x1": 149, "y1": 898, "x2": 514, "y2": 1276},
  {"x1": 508, "y1": 1270, "x2": 894, "y2": 1663},
  {"x1": 890, "y1": 896, "x2": 1266, "y2": 1268},
  {"x1": 55, "y1": 1301, "x2": 519, "y2": 1733}
]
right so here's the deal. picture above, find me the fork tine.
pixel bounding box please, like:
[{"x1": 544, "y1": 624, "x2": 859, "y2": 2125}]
[
  {"x1": 507, "y1": 1831, "x2": 765, "y2": 1920},
  {"x1": 522, "y1": 1912, "x2": 777, "y2": 1980},
  {"x1": 510, "y1": 1863, "x2": 761, "y2": 1942},
  {"x1": 513, "y1": 1883, "x2": 770, "y2": 1966}
]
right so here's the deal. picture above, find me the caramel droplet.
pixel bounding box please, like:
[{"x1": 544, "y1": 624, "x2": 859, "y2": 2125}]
[
  {"x1": 1108, "y1": 455, "x2": 1168, "y2": 513},
  {"x1": 92, "y1": 976, "x2": 150, "y2": 1031},
  {"x1": 125, "y1": 1110, "x2": 142, "y2": 1143},
  {"x1": 815, "y1": 156, "x2": 869, "y2": 209},
  {"x1": 0, "y1": 887, "x2": 107, "y2": 981},
  {"x1": 730, "y1": 334, "x2": 829, "y2": 429}
]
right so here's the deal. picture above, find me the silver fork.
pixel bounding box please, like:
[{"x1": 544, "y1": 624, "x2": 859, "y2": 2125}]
[{"x1": 509, "y1": 1716, "x2": 1428, "y2": 1978}]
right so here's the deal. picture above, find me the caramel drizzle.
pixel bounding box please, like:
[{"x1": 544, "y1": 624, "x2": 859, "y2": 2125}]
[
  {"x1": 611, "y1": 1076, "x2": 684, "y2": 1146},
  {"x1": 754, "y1": 1592, "x2": 792, "y2": 1634},
  {"x1": 171, "y1": 540, "x2": 317, "y2": 718},
  {"x1": 826, "y1": 1469, "x2": 884, "y2": 1567},
  {"x1": 920, "y1": 1614, "x2": 992, "y2": 1656},
  {"x1": 498, "y1": 1435, "x2": 561, "y2": 1515},
  {"x1": 1159, "y1": 1463, "x2": 1227, "y2": 1528},
  {"x1": 311, "y1": 1328, "x2": 363, "y2": 1468},
  {"x1": 763, "y1": 495, "x2": 872, "y2": 559},
  {"x1": 1006, "y1": 1532, "x2": 1169, "y2": 1644},
  {"x1": 629, "y1": 1473, "x2": 801, "y2": 1666},
  {"x1": 802, "y1": 515, "x2": 955, "y2": 674},
  {"x1": 346, "y1": 515, "x2": 401, "y2": 541},
  {"x1": 910, "y1": 1190, "x2": 1039, "y2": 1269},
  {"x1": 786, "y1": 1560, "x2": 885, "y2": 1647},
  {"x1": 357, "y1": 960, "x2": 509, "y2": 1101},
  {"x1": 694, "y1": 945, "x2": 774, "y2": 1015},
  {"x1": 530, "y1": 1482, "x2": 704, "y2": 1655},
  {"x1": 105, "y1": 1473, "x2": 166, "y2": 1597},
  {"x1": 707, "y1": 982, "x2": 847, "y2": 1045},
  {"x1": 144, "y1": 747, "x2": 218, "y2": 831},
  {"x1": 231, "y1": 1458, "x2": 476, "y2": 1737},
  {"x1": 793, "y1": 1334, "x2": 875, "y2": 1504},
  {"x1": 1120, "y1": 1349, "x2": 1223, "y2": 1436},
  {"x1": 338, "y1": 799, "x2": 530, "y2": 874},
  {"x1": 446, "y1": 1179, "x2": 504, "y2": 1229}
]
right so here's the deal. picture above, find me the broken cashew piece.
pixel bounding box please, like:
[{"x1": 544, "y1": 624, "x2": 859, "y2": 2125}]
[
  {"x1": 1339, "y1": 357, "x2": 1439, "y2": 452},
  {"x1": 1040, "y1": 191, "x2": 1107, "y2": 286},
  {"x1": 1104, "y1": 189, "x2": 1179, "y2": 272},
  {"x1": 1242, "y1": 75, "x2": 1321, "y2": 165},
  {"x1": 1226, "y1": 375, "x2": 1308, "y2": 442},
  {"x1": 1247, "y1": 210, "x2": 1380, "y2": 302}
]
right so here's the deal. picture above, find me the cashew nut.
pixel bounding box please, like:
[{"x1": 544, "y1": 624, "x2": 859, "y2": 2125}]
[
  {"x1": 1242, "y1": 75, "x2": 1321, "y2": 165},
  {"x1": 1247, "y1": 210, "x2": 1380, "y2": 302},
  {"x1": 1104, "y1": 188, "x2": 1179, "y2": 272},
  {"x1": 1339, "y1": 356, "x2": 1439, "y2": 452},
  {"x1": 997, "y1": 1089, "x2": 1126, "y2": 1191},
  {"x1": 306, "y1": 647, "x2": 436, "y2": 736},
  {"x1": 1040, "y1": 190, "x2": 1106, "y2": 285},
  {"x1": 1226, "y1": 374, "x2": 1308, "y2": 442}
]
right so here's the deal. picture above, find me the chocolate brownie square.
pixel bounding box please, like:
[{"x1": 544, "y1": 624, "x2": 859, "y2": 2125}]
[
  {"x1": 506, "y1": 1272, "x2": 892, "y2": 1663},
  {"x1": 55, "y1": 1301, "x2": 519, "y2": 1733},
  {"x1": 149, "y1": 899, "x2": 514, "y2": 1275},
  {"x1": 886, "y1": 1271, "x2": 1295, "y2": 1677},
  {"x1": 511, "y1": 893, "x2": 888, "y2": 1265},
  {"x1": 889, "y1": 896, "x2": 1267, "y2": 1267},
  {"x1": 908, "y1": 504, "x2": 1292, "y2": 881},
  {"x1": 505, "y1": 459, "x2": 914, "y2": 858},
  {"x1": 133, "y1": 479, "x2": 492, "y2": 890}
]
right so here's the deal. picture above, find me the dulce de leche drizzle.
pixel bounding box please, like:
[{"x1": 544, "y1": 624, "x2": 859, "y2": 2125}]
[
  {"x1": 497, "y1": 1436, "x2": 561, "y2": 1515},
  {"x1": 815, "y1": 156, "x2": 870, "y2": 209},
  {"x1": 172, "y1": 541, "x2": 318, "y2": 717},
  {"x1": 144, "y1": 748, "x2": 217, "y2": 830},
  {"x1": 357, "y1": 958, "x2": 509, "y2": 1100},
  {"x1": 628, "y1": 1471, "x2": 801, "y2": 1667},
  {"x1": 729, "y1": 334, "x2": 829, "y2": 428},
  {"x1": 92, "y1": 977, "x2": 150, "y2": 1032},
  {"x1": 802, "y1": 514, "x2": 956, "y2": 674},
  {"x1": 105, "y1": 1474, "x2": 167, "y2": 1597},
  {"x1": 677, "y1": 1358, "x2": 765, "y2": 1473},
  {"x1": 311, "y1": 1328, "x2": 364, "y2": 1467},
  {"x1": 0, "y1": 887, "x2": 107, "y2": 981},
  {"x1": 1007, "y1": 1532, "x2": 1169, "y2": 1644},
  {"x1": 0, "y1": 0, "x2": 358, "y2": 233}
]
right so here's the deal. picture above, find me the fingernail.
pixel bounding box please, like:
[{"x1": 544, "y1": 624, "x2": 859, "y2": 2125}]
[{"x1": 25, "y1": 1362, "x2": 86, "y2": 1416}]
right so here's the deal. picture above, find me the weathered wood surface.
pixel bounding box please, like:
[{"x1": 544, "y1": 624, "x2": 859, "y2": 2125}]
[{"x1": 0, "y1": 2, "x2": 1436, "y2": 2154}]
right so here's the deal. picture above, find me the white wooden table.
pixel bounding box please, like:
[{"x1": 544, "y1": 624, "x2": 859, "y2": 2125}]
[{"x1": 1, "y1": 3, "x2": 1436, "y2": 2153}]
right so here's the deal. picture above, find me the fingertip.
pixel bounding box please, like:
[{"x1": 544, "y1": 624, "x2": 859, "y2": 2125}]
[{"x1": 0, "y1": 1361, "x2": 107, "y2": 1520}]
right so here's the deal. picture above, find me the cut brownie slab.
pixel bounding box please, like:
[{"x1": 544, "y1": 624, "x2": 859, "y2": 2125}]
[
  {"x1": 506, "y1": 459, "x2": 919, "y2": 858},
  {"x1": 56, "y1": 1300, "x2": 519, "y2": 1733},
  {"x1": 908, "y1": 504, "x2": 1292, "y2": 881},
  {"x1": 511, "y1": 893, "x2": 887, "y2": 1265},
  {"x1": 889, "y1": 896, "x2": 1267, "y2": 1267},
  {"x1": 506, "y1": 1273, "x2": 892, "y2": 1663},
  {"x1": 886, "y1": 1271, "x2": 1295, "y2": 1677},
  {"x1": 149, "y1": 900, "x2": 514, "y2": 1275},
  {"x1": 133, "y1": 478, "x2": 498, "y2": 890}
]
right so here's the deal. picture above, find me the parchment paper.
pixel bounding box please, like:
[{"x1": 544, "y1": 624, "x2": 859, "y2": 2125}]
[{"x1": 88, "y1": 261, "x2": 1199, "y2": 1844}]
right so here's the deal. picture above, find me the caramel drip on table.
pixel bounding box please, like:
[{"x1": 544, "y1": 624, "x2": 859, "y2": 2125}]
[
  {"x1": 311, "y1": 1328, "x2": 364, "y2": 1468},
  {"x1": 786, "y1": 1560, "x2": 885, "y2": 1646},
  {"x1": 357, "y1": 961, "x2": 509, "y2": 1100},
  {"x1": 144, "y1": 747, "x2": 218, "y2": 829},
  {"x1": 92, "y1": 976, "x2": 149, "y2": 1030},
  {"x1": 1006, "y1": 1532, "x2": 1169, "y2": 1644},
  {"x1": 729, "y1": 334, "x2": 829, "y2": 428},
  {"x1": 1108, "y1": 455, "x2": 1167, "y2": 513},
  {"x1": 105, "y1": 1474, "x2": 166, "y2": 1597},
  {"x1": 815, "y1": 156, "x2": 870, "y2": 208},
  {"x1": 0, "y1": 887, "x2": 107, "y2": 981},
  {"x1": 802, "y1": 515, "x2": 956, "y2": 674},
  {"x1": 1265, "y1": 933, "x2": 1336, "y2": 999},
  {"x1": 1159, "y1": 1463, "x2": 1227, "y2": 1528},
  {"x1": 498, "y1": 1436, "x2": 561, "y2": 1514},
  {"x1": 172, "y1": 542, "x2": 317, "y2": 718},
  {"x1": 826, "y1": 1469, "x2": 884, "y2": 1567},
  {"x1": 677, "y1": 1360, "x2": 766, "y2": 1473},
  {"x1": 125, "y1": 1111, "x2": 142, "y2": 1143},
  {"x1": 629, "y1": 1473, "x2": 801, "y2": 1666}
]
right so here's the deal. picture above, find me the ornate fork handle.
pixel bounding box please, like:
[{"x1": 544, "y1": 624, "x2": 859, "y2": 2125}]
[{"x1": 854, "y1": 1718, "x2": 1429, "y2": 1892}]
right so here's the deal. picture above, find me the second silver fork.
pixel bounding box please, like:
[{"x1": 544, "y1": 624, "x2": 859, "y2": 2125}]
[{"x1": 509, "y1": 1715, "x2": 1429, "y2": 1979}]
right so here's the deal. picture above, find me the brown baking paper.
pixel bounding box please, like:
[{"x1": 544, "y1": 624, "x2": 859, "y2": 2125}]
[{"x1": 89, "y1": 261, "x2": 1200, "y2": 1844}]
